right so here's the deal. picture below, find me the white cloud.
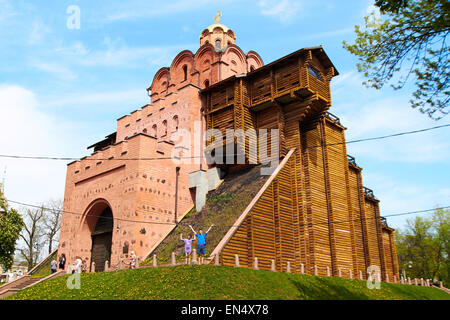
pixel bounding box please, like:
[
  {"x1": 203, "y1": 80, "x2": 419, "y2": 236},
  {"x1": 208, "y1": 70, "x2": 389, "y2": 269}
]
[
  {"x1": 0, "y1": 0, "x2": 16, "y2": 23},
  {"x1": 330, "y1": 71, "x2": 450, "y2": 163},
  {"x1": 259, "y1": 0, "x2": 302, "y2": 23},
  {"x1": 0, "y1": 85, "x2": 86, "y2": 207},
  {"x1": 104, "y1": 0, "x2": 221, "y2": 22},
  {"x1": 338, "y1": 97, "x2": 449, "y2": 163},
  {"x1": 300, "y1": 28, "x2": 353, "y2": 41},
  {"x1": 361, "y1": 172, "x2": 449, "y2": 229},
  {"x1": 31, "y1": 61, "x2": 78, "y2": 80},
  {"x1": 52, "y1": 39, "x2": 194, "y2": 68},
  {"x1": 42, "y1": 88, "x2": 146, "y2": 110},
  {"x1": 28, "y1": 20, "x2": 51, "y2": 45}
]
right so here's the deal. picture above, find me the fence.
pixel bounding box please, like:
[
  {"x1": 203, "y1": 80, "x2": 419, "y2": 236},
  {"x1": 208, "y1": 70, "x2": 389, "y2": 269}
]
[{"x1": 89, "y1": 251, "x2": 446, "y2": 290}]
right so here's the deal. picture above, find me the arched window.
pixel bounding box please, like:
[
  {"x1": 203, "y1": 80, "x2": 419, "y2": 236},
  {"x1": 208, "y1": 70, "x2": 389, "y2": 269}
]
[
  {"x1": 152, "y1": 124, "x2": 157, "y2": 137},
  {"x1": 173, "y1": 115, "x2": 179, "y2": 131},
  {"x1": 204, "y1": 80, "x2": 210, "y2": 88},
  {"x1": 143, "y1": 128, "x2": 147, "y2": 134},
  {"x1": 182, "y1": 65, "x2": 188, "y2": 81},
  {"x1": 215, "y1": 39, "x2": 221, "y2": 48},
  {"x1": 250, "y1": 65, "x2": 255, "y2": 72},
  {"x1": 162, "y1": 120, "x2": 168, "y2": 136}
]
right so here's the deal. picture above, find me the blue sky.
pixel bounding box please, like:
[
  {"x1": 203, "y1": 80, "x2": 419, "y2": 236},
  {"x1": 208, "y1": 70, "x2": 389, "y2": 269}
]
[{"x1": 0, "y1": 0, "x2": 448, "y2": 230}]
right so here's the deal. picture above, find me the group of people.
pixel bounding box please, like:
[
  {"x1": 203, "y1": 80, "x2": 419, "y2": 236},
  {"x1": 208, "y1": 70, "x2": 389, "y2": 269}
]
[
  {"x1": 51, "y1": 253, "x2": 88, "y2": 274},
  {"x1": 180, "y1": 224, "x2": 214, "y2": 265},
  {"x1": 49, "y1": 224, "x2": 214, "y2": 273}
]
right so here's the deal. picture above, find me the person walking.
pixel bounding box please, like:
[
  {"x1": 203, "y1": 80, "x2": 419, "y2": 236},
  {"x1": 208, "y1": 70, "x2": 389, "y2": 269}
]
[
  {"x1": 130, "y1": 251, "x2": 137, "y2": 269},
  {"x1": 180, "y1": 233, "x2": 195, "y2": 265},
  {"x1": 58, "y1": 253, "x2": 66, "y2": 270},
  {"x1": 50, "y1": 258, "x2": 58, "y2": 274},
  {"x1": 189, "y1": 224, "x2": 214, "y2": 265},
  {"x1": 74, "y1": 256, "x2": 82, "y2": 274}
]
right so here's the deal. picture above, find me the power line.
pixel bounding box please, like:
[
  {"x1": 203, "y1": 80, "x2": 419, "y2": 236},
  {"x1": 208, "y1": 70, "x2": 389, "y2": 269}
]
[
  {"x1": 6, "y1": 198, "x2": 448, "y2": 229},
  {"x1": 0, "y1": 124, "x2": 448, "y2": 162}
]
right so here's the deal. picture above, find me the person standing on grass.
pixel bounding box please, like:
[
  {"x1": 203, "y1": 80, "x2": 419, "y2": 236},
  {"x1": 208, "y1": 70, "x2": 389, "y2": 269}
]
[
  {"x1": 180, "y1": 233, "x2": 195, "y2": 265},
  {"x1": 189, "y1": 224, "x2": 214, "y2": 265},
  {"x1": 50, "y1": 258, "x2": 58, "y2": 274}
]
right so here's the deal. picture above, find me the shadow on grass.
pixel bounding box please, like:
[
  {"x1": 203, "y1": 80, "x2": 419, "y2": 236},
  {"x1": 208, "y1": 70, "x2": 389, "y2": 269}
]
[{"x1": 289, "y1": 276, "x2": 371, "y2": 300}]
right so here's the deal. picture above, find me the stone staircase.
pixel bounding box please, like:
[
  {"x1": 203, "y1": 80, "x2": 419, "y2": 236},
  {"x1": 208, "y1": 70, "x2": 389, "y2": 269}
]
[{"x1": 0, "y1": 271, "x2": 65, "y2": 299}]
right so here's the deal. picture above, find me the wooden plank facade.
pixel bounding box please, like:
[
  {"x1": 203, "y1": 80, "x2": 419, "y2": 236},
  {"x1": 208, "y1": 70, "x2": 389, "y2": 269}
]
[{"x1": 203, "y1": 47, "x2": 399, "y2": 281}]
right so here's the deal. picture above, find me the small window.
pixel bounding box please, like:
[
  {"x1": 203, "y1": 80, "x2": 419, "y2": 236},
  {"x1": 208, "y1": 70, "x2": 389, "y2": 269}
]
[
  {"x1": 123, "y1": 241, "x2": 129, "y2": 254},
  {"x1": 162, "y1": 120, "x2": 168, "y2": 136},
  {"x1": 152, "y1": 124, "x2": 157, "y2": 137},
  {"x1": 308, "y1": 65, "x2": 323, "y2": 81},
  {"x1": 215, "y1": 39, "x2": 221, "y2": 48},
  {"x1": 182, "y1": 65, "x2": 188, "y2": 81},
  {"x1": 204, "y1": 80, "x2": 210, "y2": 88},
  {"x1": 173, "y1": 115, "x2": 179, "y2": 131},
  {"x1": 250, "y1": 66, "x2": 255, "y2": 72}
]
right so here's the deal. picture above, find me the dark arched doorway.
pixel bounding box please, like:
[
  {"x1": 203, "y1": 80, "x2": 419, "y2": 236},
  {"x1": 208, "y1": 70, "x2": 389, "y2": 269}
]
[{"x1": 90, "y1": 206, "x2": 113, "y2": 272}]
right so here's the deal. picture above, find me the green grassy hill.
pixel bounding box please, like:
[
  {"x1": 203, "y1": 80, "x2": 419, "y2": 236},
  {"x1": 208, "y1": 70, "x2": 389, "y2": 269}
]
[
  {"x1": 142, "y1": 165, "x2": 269, "y2": 265},
  {"x1": 5, "y1": 265, "x2": 449, "y2": 300}
]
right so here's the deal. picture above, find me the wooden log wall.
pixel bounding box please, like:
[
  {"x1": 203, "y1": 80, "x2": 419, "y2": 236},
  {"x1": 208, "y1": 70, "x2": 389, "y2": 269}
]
[
  {"x1": 364, "y1": 198, "x2": 384, "y2": 278},
  {"x1": 218, "y1": 112, "x2": 397, "y2": 280},
  {"x1": 220, "y1": 150, "x2": 300, "y2": 272},
  {"x1": 381, "y1": 226, "x2": 399, "y2": 280},
  {"x1": 301, "y1": 122, "x2": 333, "y2": 275},
  {"x1": 347, "y1": 165, "x2": 370, "y2": 279},
  {"x1": 390, "y1": 229, "x2": 399, "y2": 279},
  {"x1": 382, "y1": 228, "x2": 393, "y2": 278},
  {"x1": 321, "y1": 118, "x2": 354, "y2": 277},
  {"x1": 207, "y1": 48, "x2": 399, "y2": 278}
]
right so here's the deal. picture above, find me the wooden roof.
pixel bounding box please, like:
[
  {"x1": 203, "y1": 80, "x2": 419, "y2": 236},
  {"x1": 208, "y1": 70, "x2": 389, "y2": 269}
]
[{"x1": 201, "y1": 46, "x2": 339, "y2": 93}]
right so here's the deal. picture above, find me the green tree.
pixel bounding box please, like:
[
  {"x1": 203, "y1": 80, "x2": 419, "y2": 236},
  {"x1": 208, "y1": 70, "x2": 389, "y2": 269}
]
[
  {"x1": 432, "y1": 207, "x2": 450, "y2": 284},
  {"x1": 396, "y1": 208, "x2": 450, "y2": 286},
  {"x1": 343, "y1": 0, "x2": 450, "y2": 119},
  {"x1": 0, "y1": 184, "x2": 24, "y2": 270}
]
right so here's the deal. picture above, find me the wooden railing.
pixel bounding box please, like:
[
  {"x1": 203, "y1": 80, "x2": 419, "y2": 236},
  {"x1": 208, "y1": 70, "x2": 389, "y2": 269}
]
[
  {"x1": 364, "y1": 187, "x2": 378, "y2": 200},
  {"x1": 325, "y1": 112, "x2": 341, "y2": 125},
  {"x1": 347, "y1": 155, "x2": 357, "y2": 167}
]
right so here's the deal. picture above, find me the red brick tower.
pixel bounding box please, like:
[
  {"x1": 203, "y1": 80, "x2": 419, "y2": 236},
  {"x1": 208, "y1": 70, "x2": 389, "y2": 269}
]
[{"x1": 57, "y1": 22, "x2": 264, "y2": 271}]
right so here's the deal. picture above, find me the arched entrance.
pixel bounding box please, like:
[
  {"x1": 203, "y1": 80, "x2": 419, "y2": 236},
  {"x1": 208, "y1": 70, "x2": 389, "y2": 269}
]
[{"x1": 90, "y1": 206, "x2": 113, "y2": 272}]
